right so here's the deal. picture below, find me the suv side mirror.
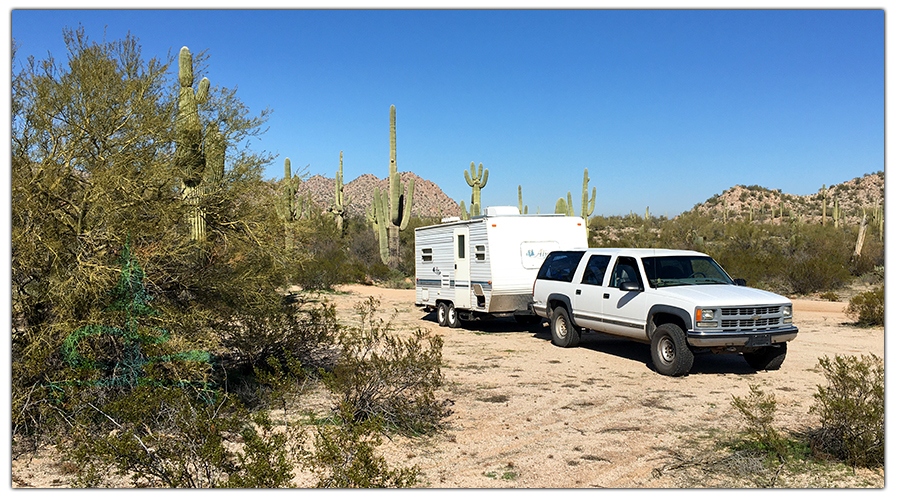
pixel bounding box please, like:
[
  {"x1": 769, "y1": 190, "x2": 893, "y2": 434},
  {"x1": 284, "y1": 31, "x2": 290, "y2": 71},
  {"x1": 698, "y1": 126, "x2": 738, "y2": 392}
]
[
  {"x1": 619, "y1": 281, "x2": 642, "y2": 292},
  {"x1": 734, "y1": 278, "x2": 747, "y2": 286}
]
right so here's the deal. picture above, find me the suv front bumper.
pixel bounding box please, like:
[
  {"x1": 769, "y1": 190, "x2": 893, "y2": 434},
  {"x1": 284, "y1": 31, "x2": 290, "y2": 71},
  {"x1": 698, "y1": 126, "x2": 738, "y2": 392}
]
[{"x1": 686, "y1": 326, "x2": 798, "y2": 348}]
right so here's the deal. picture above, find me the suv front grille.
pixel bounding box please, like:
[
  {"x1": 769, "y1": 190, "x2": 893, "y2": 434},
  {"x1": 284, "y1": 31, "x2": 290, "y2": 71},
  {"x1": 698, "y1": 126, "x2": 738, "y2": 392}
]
[
  {"x1": 721, "y1": 306, "x2": 780, "y2": 316},
  {"x1": 715, "y1": 305, "x2": 784, "y2": 332}
]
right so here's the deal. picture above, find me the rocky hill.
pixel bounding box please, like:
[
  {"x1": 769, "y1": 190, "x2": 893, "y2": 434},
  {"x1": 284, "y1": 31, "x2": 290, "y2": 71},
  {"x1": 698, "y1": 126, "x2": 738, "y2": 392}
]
[
  {"x1": 296, "y1": 171, "x2": 461, "y2": 220},
  {"x1": 687, "y1": 172, "x2": 884, "y2": 226}
]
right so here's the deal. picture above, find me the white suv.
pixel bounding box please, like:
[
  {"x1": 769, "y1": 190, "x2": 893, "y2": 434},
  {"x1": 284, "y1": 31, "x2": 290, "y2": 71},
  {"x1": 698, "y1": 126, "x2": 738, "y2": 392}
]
[{"x1": 531, "y1": 248, "x2": 798, "y2": 376}]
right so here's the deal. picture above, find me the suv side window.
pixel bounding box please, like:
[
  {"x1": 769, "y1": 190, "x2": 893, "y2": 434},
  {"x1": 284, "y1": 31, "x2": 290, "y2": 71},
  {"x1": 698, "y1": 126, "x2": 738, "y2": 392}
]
[
  {"x1": 609, "y1": 256, "x2": 641, "y2": 288},
  {"x1": 580, "y1": 254, "x2": 611, "y2": 286},
  {"x1": 536, "y1": 251, "x2": 585, "y2": 283}
]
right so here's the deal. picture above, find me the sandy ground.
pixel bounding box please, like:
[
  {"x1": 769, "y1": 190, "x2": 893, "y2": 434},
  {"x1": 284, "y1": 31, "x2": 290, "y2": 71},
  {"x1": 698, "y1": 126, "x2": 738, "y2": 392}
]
[{"x1": 11, "y1": 285, "x2": 885, "y2": 488}]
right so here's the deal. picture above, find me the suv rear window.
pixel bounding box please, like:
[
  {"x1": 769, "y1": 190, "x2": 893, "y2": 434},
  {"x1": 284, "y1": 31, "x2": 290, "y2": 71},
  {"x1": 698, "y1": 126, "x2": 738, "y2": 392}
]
[{"x1": 536, "y1": 251, "x2": 585, "y2": 283}]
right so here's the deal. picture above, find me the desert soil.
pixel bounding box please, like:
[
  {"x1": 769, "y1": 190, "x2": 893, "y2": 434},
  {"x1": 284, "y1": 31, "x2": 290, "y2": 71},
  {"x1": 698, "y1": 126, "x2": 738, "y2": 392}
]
[{"x1": 12, "y1": 284, "x2": 885, "y2": 488}]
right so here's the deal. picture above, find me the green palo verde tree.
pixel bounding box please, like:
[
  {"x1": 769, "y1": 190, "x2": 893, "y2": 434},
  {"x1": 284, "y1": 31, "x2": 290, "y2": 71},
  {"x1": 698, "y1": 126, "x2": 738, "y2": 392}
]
[
  {"x1": 11, "y1": 30, "x2": 290, "y2": 435},
  {"x1": 369, "y1": 105, "x2": 414, "y2": 269}
]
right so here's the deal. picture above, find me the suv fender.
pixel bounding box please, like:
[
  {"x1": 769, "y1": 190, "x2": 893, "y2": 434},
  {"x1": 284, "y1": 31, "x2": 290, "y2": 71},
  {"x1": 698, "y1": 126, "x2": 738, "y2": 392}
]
[
  {"x1": 546, "y1": 293, "x2": 575, "y2": 320},
  {"x1": 646, "y1": 304, "x2": 692, "y2": 342}
]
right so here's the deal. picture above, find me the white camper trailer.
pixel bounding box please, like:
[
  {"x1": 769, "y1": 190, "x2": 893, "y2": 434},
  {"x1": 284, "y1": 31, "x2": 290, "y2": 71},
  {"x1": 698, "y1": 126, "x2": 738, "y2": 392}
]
[{"x1": 415, "y1": 206, "x2": 588, "y2": 327}]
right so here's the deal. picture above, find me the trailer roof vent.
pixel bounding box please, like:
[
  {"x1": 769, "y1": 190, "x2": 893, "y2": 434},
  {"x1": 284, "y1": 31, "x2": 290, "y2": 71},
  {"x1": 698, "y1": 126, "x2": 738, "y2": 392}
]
[{"x1": 441, "y1": 217, "x2": 461, "y2": 223}]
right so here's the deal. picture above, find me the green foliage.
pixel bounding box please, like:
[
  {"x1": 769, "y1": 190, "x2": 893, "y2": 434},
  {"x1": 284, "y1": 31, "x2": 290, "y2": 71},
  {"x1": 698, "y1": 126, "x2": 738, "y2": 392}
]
[
  {"x1": 845, "y1": 286, "x2": 884, "y2": 327},
  {"x1": 731, "y1": 385, "x2": 789, "y2": 460},
  {"x1": 322, "y1": 297, "x2": 450, "y2": 435},
  {"x1": 60, "y1": 387, "x2": 248, "y2": 488},
  {"x1": 809, "y1": 354, "x2": 884, "y2": 467},
  {"x1": 591, "y1": 213, "x2": 882, "y2": 295},
  {"x1": 307, "y1": 402, "x2": 420, "y2": 488}
]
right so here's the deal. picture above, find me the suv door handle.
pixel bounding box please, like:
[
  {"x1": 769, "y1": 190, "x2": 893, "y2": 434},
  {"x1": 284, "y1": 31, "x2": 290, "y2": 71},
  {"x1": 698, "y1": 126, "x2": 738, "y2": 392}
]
[
  {"x1": 575, "y1": 289, "x2": 581, "y2": 295},
  {"x1": 603, "y1": 293, "x2": 610, "y2": 299}
]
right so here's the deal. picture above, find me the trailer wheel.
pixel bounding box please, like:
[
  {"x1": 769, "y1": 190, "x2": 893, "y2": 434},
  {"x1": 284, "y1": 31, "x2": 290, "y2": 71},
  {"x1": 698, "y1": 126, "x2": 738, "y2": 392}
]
[
  {"x1": 436, "y1": 302, "x2": 450, "y2": 327},
  {"x1": 550, "y1": 307, "x2": 580, "y2": 347},
  {"x1": 447, "y1": 303, "x2": 462, "y2": 328},
  {"x1": 650, "y1": 323, "x2": 693, "y2": 376}
]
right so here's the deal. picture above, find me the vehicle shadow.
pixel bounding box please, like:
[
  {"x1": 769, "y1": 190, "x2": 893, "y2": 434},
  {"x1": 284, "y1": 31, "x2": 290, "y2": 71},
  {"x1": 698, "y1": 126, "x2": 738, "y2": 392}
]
[
  {"x1": 532, "y1": 328, "x2": 758, "y2": 376},
  {"x1": 418, "y1": 312, "x2": 547, "y2": 335}
]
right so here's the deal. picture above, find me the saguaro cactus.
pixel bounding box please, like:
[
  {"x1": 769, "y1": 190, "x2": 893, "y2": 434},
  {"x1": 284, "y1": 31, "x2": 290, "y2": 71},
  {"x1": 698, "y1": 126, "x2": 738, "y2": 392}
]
[
  {"x1": 581, "y1": 168, "x2": 596, "y2": 221},
  {"x1": 464, "y1": 162, "x2": 488, "y2": 217},
  {"x1": 176, "y1": 46, "x2": 224, "y2": 243},
  {"x1": 369, "y1": 105, "x2": 414, "y2": 268},
  {"x1": 329, "y1": 151, "x2": 347, "y2": 233},
  {"x1": 276, "y1": 158, "x2": 304, "y2": 250},
  {"x1": 518, "y1": 185, "x2": 528, "y2": 214}
]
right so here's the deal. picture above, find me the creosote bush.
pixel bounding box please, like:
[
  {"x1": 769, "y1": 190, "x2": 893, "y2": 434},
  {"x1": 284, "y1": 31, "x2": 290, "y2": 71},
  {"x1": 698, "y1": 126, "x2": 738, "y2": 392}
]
[
  {"x1": 845, "y1": 286, "x2": 884, "y2": 327},
  {"x1": 307, "y1": 402, "x2": 420, "y2": 488},
  {"x1": 62, "y1": 386, "x2": 300, "y2": 488},
  {"x1": 322, "y1": 296, "x2": 450, "y2": 435},
  {"x1": 730, "y1": 384, "x2": 788, "y2": 460},
  {"x1": 809, "y1": 354, "x2": 884, "y2": 467}
]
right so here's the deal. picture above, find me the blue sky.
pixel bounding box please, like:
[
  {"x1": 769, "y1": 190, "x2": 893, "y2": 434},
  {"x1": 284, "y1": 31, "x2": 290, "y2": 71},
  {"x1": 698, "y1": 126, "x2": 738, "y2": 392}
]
[{"x1": 9, "y1": 7, "x2": 885, "y2": 217}]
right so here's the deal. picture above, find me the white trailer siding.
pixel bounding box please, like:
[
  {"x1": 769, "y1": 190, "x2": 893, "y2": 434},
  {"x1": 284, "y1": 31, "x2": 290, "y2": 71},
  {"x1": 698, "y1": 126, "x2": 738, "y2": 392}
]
[{"x1": 415, "y1": 210, "x2": 588, "y2": 319}]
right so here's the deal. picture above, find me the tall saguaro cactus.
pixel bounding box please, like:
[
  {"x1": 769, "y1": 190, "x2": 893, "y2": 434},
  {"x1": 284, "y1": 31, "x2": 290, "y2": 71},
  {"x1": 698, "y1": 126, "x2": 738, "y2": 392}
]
[
  {"x1": 329, "y1": 151, "x2": 347, "y2": 233},
  {"x1": 464, "y1": 161, "x2": 489, "y2": 218},
  {"x1": 370, "y1": 105, "x2": 414, "y2": 268},
  {"x1": 176, "y1": 46, "x2": 225, "y2": 243},
  {"x1": 276, "y1": 158, "x2": 303, "y2": 250},
  {"x1": 580, "y1": 168, "x2": 596, "y2": 221}
]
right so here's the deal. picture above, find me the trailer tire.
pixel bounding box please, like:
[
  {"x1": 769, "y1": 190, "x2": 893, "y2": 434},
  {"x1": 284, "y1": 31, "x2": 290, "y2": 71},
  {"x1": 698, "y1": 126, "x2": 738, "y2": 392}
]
[
  {"x1": 436, "y1": 302, "x2": 450, "y2": 327},
  {"x1": 550, "y1": 306, "x2": 580, "y2": 347},
  {"x1": 447, "y1": 303, "x2": 462, "y2": 328}
]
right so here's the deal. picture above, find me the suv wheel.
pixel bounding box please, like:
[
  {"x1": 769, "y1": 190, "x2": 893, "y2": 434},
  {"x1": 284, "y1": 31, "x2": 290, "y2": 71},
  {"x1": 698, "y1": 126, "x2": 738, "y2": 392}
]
[
  {"x1": 743, "y1": 343, "x2": 787, "y2": 371},
  {"x1": 436, "y1": 302, "x2": 449, "y2": 327},
  {"x1": 650, "y1": 323, "x2": 694, "y2": 376},
  {"x1": 550, "y1": 307, "x2": 580, "y2": 347}
]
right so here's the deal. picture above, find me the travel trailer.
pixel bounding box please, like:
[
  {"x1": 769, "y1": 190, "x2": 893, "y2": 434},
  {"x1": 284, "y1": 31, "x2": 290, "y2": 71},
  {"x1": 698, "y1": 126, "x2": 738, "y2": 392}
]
[{"x1": 414, "y1": 206, "x2": 588, "y2": 327}]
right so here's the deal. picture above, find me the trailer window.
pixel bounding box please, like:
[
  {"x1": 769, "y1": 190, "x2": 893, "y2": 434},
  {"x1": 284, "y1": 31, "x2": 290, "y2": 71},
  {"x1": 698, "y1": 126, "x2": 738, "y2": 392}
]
[
  {"x1": 475, "y1": 245, "x2": 486, "y2": 261},
  {"x1": 421, "y1": 248, "x2": 433, "y2": 262},
  {"x1": 457, "y1": 234, "x2": 466, "y2": 259}
]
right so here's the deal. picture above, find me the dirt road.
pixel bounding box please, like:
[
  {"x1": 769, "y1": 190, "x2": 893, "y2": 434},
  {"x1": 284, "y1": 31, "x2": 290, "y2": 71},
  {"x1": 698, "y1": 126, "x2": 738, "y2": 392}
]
[{"x1": 326, "y1": 285, "x2": 884, "y2": 488}]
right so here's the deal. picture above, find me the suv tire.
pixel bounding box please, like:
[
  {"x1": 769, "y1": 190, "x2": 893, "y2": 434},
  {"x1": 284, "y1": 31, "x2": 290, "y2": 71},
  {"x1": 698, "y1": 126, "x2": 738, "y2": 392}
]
[
  {"x1": 650, "y1": 323, "x2": 694, "y2": 376},
  {"x1": 550, "y1": 306, "x2": 580, "y2": 347},
  {"x1": 743, "y1": 343, "x2": 787, "y2": 371}
]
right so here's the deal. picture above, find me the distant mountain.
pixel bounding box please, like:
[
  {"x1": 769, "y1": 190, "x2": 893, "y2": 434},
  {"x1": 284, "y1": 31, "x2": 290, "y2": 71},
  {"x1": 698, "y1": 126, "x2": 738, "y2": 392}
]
[
  {"x1": 296, "y1": 171, "x2": 461, "y2": 219},
  {"x1": 688, "y1": 172, "x2": 884, "y2": 225}
]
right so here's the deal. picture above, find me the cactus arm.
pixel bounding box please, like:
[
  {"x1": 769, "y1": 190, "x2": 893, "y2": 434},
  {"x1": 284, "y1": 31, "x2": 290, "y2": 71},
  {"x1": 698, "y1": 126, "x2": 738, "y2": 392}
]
[{"x1": 399, "y1": 177, "x2": 415, "y2": 230}]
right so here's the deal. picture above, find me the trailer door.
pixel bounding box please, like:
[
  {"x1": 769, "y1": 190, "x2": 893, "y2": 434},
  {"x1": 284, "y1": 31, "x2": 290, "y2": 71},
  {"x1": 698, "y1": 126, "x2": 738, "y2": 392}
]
[{"x1": 453, "y1": 227, "x2": 471, "y2": 309}]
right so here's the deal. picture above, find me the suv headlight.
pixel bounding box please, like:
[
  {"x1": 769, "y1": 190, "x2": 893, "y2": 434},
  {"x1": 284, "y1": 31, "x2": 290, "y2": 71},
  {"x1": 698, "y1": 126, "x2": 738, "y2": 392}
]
[
  {"x1": 695, "y1": 308, "x2": 717, "y2": 328},
  {"x1": 782, "y1": 305, "x2": 793, "y2": 324}
]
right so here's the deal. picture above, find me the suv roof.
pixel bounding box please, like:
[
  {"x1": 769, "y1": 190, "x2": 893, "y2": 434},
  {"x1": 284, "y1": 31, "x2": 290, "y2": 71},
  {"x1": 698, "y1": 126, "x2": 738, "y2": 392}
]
[{"x1": 571, "y1": 248, "x2": 708, "y2": 258}]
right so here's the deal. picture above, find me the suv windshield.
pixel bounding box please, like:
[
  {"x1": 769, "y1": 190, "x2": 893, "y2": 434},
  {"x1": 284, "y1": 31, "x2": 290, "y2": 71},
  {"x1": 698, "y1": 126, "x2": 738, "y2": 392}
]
[{"x1": 642, "y1": 255, "x2": 733, "y2": 288}]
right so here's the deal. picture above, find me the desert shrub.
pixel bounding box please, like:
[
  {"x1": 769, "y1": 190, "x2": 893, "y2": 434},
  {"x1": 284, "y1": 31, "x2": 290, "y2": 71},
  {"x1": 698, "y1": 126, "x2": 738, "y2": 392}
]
[
  {"x1": 62, "y1": 386, "x2": 301, "y2": 488},
  {"x1": 845, "y1": 286, "x2": 884, "y2": 327},
  {"x1": 307, "y1": 402, "x2": 420, "y2": 488},
  {"x1": 809, "y1": 354, "x2": 884, "y2": 467},
  {"x1": 322, "y1": 297, "x2": 450, "y2": 435},
  {"x1": 730, "y1": 384, "x2": 789, "y2": 460}
]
